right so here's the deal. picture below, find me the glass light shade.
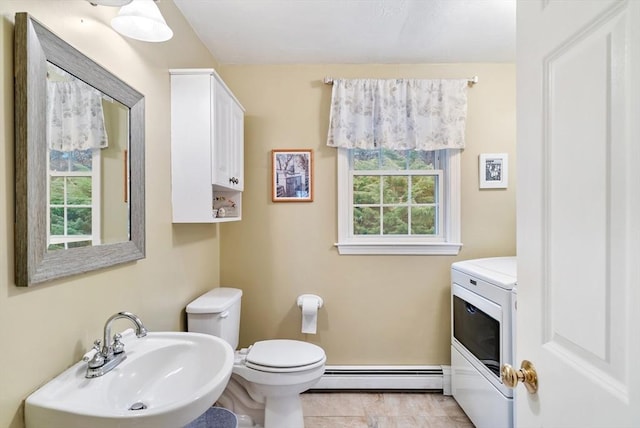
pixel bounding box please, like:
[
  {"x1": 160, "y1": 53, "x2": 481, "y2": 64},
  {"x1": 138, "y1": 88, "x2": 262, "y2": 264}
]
[
  {"x1": 87, "y1": 0, "x2": 132, "y2": 6},
  {"x1": 111, "y1": 0, "x2": 173, "y2": 42}
]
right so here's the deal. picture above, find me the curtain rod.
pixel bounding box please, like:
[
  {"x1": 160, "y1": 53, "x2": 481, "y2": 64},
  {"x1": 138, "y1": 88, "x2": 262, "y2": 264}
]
[{"x1": 323, "y1": 75, "x2": 479, "y2": 87}]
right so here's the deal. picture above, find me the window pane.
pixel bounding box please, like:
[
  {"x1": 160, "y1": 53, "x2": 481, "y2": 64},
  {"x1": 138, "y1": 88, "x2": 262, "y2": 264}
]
[
  {"x1": 70, "y1": 149, "x2": 93, "y2": 172},
  {"x1": 411, "y1": 206, "x2": 436, "y2": 235},
  {"x1": 354, "y1": 207, "x2": 380, "y2": 235},
  {"x1": 383, "y1": 176, "x2": 408, "y2": 204},
  {"x1": 408, "y1": 151, "x2": 436, "y2": 170},
  {"x1": 50, "y1": 207, "x2": 64, "y2": 235},
  {"x1": 67, "y1": 177, "x2": 92, "y2": 205},
  {"x1": 381, "y1": 149, "x2": 408, "y2": 170},
  {"x1": 353, "y1": 149, "x2": 380, "y2": 170},
  {"x1": 68, "y1": 240, "x2": 92, "y2": 248},
  {"x1": 67, "y1": 208, "x2": 92, "y2": 235},
  {"x1": 352, "y1": 149, "x2": 436, "y2": 171},
  {"x1": 339, "y1": 147, "x2": 460, "y2": 254},
  {"x1": 49, "y1": 150, "x2": 93, "y2": 172},
  {"x1": 49, "y1": 150, "x2": 70, "y2": 172},
  {"x1": 354, "y1": 176, "x2": 380, "y2": 204},
  {"x1": 412, "y1": 176, "x2": 436, "y2": 203},
  {"x1": 382, "y1": 207, "x2": 408, "y2": 234},
  {"x1": 50, "y1": 177, "x2": 65, "y2": 204}
]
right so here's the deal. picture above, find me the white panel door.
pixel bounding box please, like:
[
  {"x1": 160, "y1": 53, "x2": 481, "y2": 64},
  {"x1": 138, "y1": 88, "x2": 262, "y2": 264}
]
[{"x1": 516, "y1": 0, "x2": 640, "y2": 426}]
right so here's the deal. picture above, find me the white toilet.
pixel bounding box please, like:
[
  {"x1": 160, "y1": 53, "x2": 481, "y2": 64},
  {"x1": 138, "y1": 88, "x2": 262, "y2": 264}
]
[{"x1": 186, "y1": 287, "x2": 326, "y2": 428}]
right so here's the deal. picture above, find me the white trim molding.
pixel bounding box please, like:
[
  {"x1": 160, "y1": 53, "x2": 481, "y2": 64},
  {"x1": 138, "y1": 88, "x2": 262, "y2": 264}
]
[{"x1": 334, "y1": 241, "x2": 463, "y2": 255}]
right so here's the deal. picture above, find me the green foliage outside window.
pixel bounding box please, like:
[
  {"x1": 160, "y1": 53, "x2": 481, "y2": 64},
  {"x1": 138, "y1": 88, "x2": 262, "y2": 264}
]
[
  {"x1": 49, "y1": 177, "x2": 92, "y2": 237},
  {"x1": 49, "y1": 150, "x2": 94, "y2": 247},
  {"x1": 353, "y1": 176, "x2": 380, "y2": 204},
  {"x1": 50, "y1": 149, "x2": 92, "y2": 172},
  {"x1": 354, "y1": 207, "x2": 380, "y2": 235},
  {"x1": 351, "y1": 149, "x2": 439, "y2": 236},
  {"x1": 383, "y1": 206, "x2": 408, "y2": 235},
  {"x1": 353, "y1": 148, "x2": 435, "y2": 171}
]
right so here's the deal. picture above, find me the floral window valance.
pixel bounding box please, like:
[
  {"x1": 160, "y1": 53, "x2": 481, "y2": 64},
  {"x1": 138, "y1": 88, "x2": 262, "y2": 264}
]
[
  {"x1": 326, "y1": 78, "x2": 468, "y2": 151},
  {"x1": 46, "y1": 63, "x2": 108, "y2": 152}
]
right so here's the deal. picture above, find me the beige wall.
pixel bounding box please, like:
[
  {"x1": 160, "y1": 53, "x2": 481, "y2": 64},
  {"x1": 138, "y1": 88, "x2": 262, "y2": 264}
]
[
  {"x1": 0, "y1": 1, "x2": 516, "y2": 426},
  {"x1": 218, "y1": 64, "x2": 516, "y2": 365},
  {"x1": 0, "y1": 2, "x2": 221, "y2": 427},
  {"x1": 101, "y1": 100, "x2": 129, "y2": 244}
]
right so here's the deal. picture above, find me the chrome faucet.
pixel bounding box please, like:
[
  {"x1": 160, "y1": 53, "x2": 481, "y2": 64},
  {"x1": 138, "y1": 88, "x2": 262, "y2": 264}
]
[{"x1": 85, "y1": 311, "x2": 147, "y2": 378}]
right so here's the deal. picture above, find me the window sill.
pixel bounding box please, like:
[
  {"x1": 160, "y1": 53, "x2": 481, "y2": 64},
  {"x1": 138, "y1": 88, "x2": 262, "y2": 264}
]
[{"x1": 334, "y1": 242, "x2": 463, "y2": 255}]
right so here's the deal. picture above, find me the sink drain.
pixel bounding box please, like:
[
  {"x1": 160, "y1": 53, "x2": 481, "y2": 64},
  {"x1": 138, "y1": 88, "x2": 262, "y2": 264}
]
[{"x1": 128, "y1": 402, "x2": 147, "y2": 411}]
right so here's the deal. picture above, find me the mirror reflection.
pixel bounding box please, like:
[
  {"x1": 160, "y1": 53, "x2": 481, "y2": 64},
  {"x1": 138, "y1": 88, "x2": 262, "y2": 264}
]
[
  {"x1": 15, "y1": 12, "x2": 145, "y2": 286},
  {"x1": 46, "y1": 63, "x2": 130, "y2": 251}
]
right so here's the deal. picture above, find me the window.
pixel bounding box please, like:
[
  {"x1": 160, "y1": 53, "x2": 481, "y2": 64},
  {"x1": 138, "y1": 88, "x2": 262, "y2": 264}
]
[
  {"x1": 48, "y1": 149, "x2": 101, "y2": 250},
  {"x1": 336, "y1": 148, "x2": 462, "y2": 255}
]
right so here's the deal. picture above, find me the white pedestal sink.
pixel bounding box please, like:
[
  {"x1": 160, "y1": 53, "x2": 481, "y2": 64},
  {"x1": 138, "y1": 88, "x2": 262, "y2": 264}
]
[{"x1": 25, "y1": 331, "x2": 234, "y2": 428}]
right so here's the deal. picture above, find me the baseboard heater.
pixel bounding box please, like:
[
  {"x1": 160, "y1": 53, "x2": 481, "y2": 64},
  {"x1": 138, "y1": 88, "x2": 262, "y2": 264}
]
[{"x1": 312, "y1": 365, "x2": 447, "y2": 391}]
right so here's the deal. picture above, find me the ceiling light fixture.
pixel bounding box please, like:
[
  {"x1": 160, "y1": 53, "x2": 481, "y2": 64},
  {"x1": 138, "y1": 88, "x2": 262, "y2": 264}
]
[
  {"x1": 111, "y1": 0, "x2": 173, "y2": 43},
  {"x1": 87, "y1": 0, "x2": 132, "y2": 6}
]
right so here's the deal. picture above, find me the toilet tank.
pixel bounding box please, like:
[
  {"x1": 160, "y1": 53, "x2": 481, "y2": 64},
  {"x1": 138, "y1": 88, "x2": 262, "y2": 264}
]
[{"x1": 186, "y1": 287, "x2": 242, "y2": 350}]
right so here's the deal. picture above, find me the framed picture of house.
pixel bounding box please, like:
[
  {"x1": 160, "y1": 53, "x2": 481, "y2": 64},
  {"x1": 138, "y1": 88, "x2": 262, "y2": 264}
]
[
  {"x1": 272, "y1": 149, "x2": 314, "y2": 202},
  {"x1": 479, "y1": 153, "x2": 508, "y2": 189}
]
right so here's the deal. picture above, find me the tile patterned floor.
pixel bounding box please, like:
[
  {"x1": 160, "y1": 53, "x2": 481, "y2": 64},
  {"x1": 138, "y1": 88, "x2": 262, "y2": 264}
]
[{"x1": 300, "y1": 392, "x2": 474, "y2": 428}]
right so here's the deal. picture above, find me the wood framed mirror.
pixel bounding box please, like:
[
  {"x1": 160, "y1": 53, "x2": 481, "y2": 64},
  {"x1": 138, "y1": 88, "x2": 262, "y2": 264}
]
[{"x1": 14, "y1": 13, "x2": 145, "y2": 286}]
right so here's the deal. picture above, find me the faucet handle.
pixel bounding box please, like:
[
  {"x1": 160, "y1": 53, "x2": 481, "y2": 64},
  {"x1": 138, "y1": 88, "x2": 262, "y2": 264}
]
[
  {"x1": 86, "y1": 340, "x2": 106, "y2": 368},
  {"x1": 82, "y1": 340, "x2": 102, "y2": 362},
  {"x1": 113, "y1": 333, "x2": 125, "y2": 354}
]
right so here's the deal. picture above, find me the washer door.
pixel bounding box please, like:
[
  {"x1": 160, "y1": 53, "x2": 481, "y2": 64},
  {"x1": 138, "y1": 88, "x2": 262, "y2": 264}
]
[{"x1": 452, "y1": 289, "x2": 501, "y2": 377}]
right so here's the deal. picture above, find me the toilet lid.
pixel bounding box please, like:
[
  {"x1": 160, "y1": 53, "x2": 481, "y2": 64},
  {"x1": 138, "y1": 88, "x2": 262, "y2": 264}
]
[{"x1": 245, "y1": 339, "x2": 325, "y2": 371}]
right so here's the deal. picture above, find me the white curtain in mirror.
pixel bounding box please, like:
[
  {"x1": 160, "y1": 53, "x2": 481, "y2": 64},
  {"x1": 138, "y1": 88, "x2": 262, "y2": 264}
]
[
  {"x1": 327, "y1": 78, "x2": 468, "y2": 150},
  {"x1": 46, "y1": 64, "x2": 108, "y2": 152}
]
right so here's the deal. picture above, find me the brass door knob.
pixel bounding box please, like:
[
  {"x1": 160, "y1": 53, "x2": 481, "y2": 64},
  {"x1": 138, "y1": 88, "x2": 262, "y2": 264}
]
[{"x1": 501, "y1": 360, "x2": 538, "y2": 394}]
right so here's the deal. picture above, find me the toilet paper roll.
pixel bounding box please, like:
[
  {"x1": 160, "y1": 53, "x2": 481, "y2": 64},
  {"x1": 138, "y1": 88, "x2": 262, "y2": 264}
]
[{"x1": 301, "y1": 296, "x2": 319, "y2": 334}]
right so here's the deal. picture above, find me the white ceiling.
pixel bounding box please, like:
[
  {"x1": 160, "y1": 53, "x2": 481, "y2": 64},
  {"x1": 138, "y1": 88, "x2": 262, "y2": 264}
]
[{"x1": 173, "y1": 0, "x2": 516, "y2": 64}]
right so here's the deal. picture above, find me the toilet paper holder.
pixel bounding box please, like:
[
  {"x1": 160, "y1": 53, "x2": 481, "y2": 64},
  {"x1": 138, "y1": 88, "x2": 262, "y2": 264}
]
[
  {"x1": 296, "y1": 294, "x2": 323, "y2": 334},
  {"x1": 296, "y1": 294, "x2": 324, "y2": 309}
]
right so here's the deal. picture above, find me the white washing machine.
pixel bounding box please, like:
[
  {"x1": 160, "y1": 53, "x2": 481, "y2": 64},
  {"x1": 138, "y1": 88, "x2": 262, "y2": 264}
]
[{"x1": 451, "y1": 257, "x2": 517, "y2": 428}]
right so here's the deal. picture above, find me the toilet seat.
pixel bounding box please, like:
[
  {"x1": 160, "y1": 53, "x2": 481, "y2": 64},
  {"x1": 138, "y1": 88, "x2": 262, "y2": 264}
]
[{"x1": 244, "y1": 339, "x2": 325, "y2": 373}]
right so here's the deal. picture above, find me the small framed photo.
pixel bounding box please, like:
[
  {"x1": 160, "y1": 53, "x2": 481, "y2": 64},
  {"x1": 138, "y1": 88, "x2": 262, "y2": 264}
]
[
  {"x1": 272, "y1": 149, "x2": 314, "y2": 202},
  {"x1": 479, "y1": 153, "x2": 508, "y2": 189}
]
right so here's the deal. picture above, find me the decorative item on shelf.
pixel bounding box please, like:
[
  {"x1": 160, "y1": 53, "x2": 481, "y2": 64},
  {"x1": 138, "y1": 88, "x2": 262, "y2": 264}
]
[
  {"x1": 223, "y1": 207, "x2": 238, "y2": 217},
  {"x1": 479, "y1": 153, "x2": 509, "y2": 189},
  {"x1": 214, "y1": 196, "x2": 236, "y2": 208},
  {"x1": 271, "y1": 149, "x2": 314, "y2": 202},
  {"x1": 213, "y1": 196, "x2": 237, "y2": 218}
]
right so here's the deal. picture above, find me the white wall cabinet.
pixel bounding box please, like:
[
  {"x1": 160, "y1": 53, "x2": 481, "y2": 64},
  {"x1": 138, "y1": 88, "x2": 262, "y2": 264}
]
[{"x1": 170, "y1": 69, "x2": 245, "y2": 223}]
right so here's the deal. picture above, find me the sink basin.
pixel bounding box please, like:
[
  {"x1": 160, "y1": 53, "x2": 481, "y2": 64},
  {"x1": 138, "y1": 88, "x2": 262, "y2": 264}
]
[{"x1": 25, "y1": 331, "x2": 234, "y2": 428}]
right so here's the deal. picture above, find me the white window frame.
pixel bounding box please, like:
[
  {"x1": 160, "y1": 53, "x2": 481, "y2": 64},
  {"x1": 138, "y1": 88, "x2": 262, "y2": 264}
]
[
  {"x1": 335, "y1": 148, "x2": 462, "y2": 255},
  {"x1": 47, "y1": 150, "x2": 102, "y2": 248}
]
